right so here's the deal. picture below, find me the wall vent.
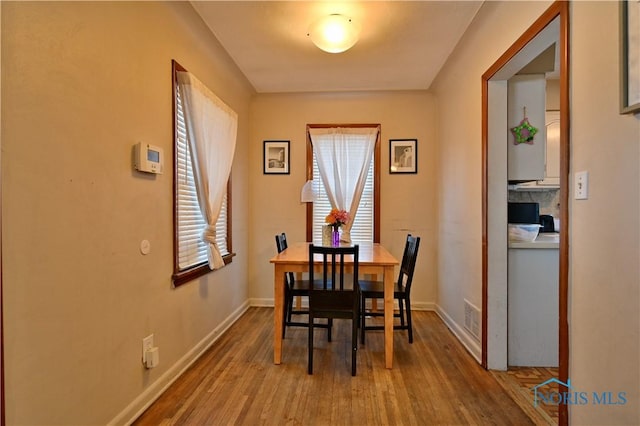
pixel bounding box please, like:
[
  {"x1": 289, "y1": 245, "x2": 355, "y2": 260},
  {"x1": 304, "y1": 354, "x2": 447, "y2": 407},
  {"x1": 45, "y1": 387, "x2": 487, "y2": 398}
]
[{"x1": 464, "y1": 299, "x2": 481, "y2": 340}]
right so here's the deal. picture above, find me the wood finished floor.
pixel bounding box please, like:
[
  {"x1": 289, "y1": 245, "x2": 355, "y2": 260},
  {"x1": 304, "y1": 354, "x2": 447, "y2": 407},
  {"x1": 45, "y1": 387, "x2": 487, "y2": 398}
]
[
  {"x1": 134, "y1": 308, "x2": 540, "y2": 425},
  {"x1": 492, "y1": 367, "x2": 559, "y2": 425}
]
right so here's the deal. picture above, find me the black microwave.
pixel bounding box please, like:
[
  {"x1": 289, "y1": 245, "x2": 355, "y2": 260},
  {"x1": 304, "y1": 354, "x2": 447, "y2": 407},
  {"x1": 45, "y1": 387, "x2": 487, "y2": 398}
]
[{"x1": 508, "y1": 202, "x2": 539, "y2": 224}]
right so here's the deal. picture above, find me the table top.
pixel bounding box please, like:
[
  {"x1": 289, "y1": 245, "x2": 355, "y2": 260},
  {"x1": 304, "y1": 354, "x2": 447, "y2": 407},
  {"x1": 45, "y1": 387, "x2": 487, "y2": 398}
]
[{"x1": 270, "y1": 241, "x2": 399, "y2": 267}]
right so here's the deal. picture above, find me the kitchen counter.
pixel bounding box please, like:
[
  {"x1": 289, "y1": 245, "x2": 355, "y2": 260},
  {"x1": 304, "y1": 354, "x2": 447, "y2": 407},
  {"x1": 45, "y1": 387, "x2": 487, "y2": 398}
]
[{"x1": 509, "y1": 232, "x2": 559, "y2": 249}]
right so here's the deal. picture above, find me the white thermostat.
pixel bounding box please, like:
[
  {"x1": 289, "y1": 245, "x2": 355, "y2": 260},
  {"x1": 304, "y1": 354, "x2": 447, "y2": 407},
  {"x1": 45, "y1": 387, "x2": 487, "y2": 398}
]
[{"x1": 134, "y1": 142, "x2": 164, "y2": 174}]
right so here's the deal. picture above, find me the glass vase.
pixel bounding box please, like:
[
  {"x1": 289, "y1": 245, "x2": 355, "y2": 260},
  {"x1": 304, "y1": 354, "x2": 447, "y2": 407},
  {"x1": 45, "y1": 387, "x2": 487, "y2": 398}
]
[{"x1": 332, "y1": 229, "x2": 340, "y2": 247}]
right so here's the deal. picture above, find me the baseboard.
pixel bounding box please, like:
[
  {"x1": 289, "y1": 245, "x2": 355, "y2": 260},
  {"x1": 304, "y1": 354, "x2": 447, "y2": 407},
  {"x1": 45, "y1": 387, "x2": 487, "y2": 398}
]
[
  {"x1": 252, "y1": 298, "x2": 436, "y2": 311},
  {"x1": 249, "y1": 297, "x2": 275, "y2": 307},
  {"x1": 434, "y1": 304, "x2": 482, "y2": 364},
  {"x1": 110, "y1": 300, "x2": 250, "y2": 426},
  {"x1": 411, "y1": 301, "x2": 436, "y2": 311}
]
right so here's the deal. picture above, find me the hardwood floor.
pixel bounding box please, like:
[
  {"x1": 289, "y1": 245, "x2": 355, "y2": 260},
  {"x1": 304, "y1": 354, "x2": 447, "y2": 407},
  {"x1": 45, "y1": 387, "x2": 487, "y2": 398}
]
[
  {"x1": 492, "y1": 367, "x2": 559, "y2": 425},
  {"x1": 134, "y1": 308, "x2": 537, "y2": 425}
]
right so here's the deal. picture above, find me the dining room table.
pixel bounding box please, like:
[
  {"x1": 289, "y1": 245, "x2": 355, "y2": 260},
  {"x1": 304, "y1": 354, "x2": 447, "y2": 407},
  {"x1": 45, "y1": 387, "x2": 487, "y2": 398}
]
[{"x1": 270, "y1": 241, "x2": 400, "y2": 369}]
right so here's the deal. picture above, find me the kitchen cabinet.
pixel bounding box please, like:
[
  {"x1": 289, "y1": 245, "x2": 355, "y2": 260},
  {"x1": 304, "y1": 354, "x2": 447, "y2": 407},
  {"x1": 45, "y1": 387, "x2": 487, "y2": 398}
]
[
  {"x1": 512, "y1": 110, "x2": 560, "y2": 189},
  {"x1": 508, "y1": 243, "x2": 559, "y2": 367},
  {"x1": 507, "y1": 74, "x2": 547, "y2": 182},
  {"x1": 542, "y1": 110, "x2": 560, "y2": 185}
]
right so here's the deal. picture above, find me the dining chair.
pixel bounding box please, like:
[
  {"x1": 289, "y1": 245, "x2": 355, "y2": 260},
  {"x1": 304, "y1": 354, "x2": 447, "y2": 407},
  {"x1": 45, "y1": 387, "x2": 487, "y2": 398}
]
[
  {"x1": 275, "y1": 233, "x2": 329, "y2": 338},
  {"x1": 359, "y1": 234, "x2": 420, "y2": 344},
  {"x1": 308, "y1": 244, "x2": 360, "y2": 376}
]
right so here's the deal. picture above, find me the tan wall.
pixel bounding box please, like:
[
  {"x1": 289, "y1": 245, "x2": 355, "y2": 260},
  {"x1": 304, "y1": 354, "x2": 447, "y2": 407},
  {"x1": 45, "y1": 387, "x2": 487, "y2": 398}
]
[
  {"x1": 248, "y1": 92, "x2": 438, "y2": 309},
  {"x1": 431, "y1": 0, "x2": 552, "y2": 347},
  {"x1": 570, "y1": 1, "x2": 639, "y2": 423},
  {"x1": 1, "y1": 2, "x2": 252, "y2": 424},
  {"x1": 434, "y1": 0, "x2": 639, "y2": 422}
]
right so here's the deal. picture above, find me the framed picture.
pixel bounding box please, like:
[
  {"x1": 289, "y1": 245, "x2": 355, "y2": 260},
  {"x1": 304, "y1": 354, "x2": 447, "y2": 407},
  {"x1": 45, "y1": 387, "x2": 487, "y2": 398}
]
[
  {"x1": 389, "y1": 139, "x2": 417, "y2": 174},
  {"x1": 263, "y1": 140, "x2": 290, "y2": 174},
  {"x1": 620, "y1": 0, "x2": 640, "y2": 114}
]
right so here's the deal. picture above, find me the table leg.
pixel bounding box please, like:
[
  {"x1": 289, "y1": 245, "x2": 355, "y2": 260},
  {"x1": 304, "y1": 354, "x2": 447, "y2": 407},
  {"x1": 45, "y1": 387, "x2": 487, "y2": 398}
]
[
  {"x1": 274, "y1": 265, "x2": 285, "y2": 364},
  {"x1": 370, "y1": 274, "x2": 379, "y2": 312},
  {"x1": 384, "y1": 265, "x2": 394, "y2": 369}
]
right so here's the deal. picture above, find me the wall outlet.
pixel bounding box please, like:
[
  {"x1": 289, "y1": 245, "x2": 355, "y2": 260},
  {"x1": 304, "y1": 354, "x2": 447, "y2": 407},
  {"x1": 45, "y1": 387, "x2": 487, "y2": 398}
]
[{"x1": 142, "y1": 334, "x2": 154, "y2": 364}]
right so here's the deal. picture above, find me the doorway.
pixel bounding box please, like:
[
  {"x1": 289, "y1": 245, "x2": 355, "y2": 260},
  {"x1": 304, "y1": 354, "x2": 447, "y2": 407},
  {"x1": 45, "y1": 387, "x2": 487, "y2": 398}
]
[{"x1": 481, "y1": 2, "x2": 569, "y2": 425}]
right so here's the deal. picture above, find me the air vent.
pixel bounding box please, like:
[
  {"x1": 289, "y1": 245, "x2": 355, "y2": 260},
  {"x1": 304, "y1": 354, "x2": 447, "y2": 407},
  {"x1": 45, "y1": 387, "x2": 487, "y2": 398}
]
[{"x1": 464, "y1": 299, "x2": 481, "y2": 340}]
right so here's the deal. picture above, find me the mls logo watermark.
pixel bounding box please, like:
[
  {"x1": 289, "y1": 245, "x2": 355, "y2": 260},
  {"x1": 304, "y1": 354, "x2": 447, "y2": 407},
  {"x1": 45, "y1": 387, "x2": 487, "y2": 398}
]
[{"x1": 532, "y1": 378, "x2": 627, "y2": 407}]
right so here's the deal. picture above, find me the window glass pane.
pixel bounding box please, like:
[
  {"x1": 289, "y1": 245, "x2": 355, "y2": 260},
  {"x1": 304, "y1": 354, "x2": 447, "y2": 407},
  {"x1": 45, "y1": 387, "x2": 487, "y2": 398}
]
[
  {"x1": 175, "y1": 84, "x2": 228, "y2": 271},
  {"x1": 311, "y1": 149, "x2": 374, "y2": 243}
]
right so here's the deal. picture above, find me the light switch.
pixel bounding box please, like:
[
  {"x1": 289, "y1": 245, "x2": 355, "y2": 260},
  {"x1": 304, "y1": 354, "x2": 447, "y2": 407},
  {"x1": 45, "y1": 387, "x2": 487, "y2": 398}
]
[{"x1": 575, "y1": 171, "x2": 589, "y2": 200}]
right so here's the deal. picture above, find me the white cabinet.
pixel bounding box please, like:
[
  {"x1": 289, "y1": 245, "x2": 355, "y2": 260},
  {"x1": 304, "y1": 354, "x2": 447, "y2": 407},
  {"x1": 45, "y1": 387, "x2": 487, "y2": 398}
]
[
  {"x1": 541, "y1": 110, "x2": 560, "y2": 185},
  {"x1": 508, "y1": 247, "x2": 559, "y2": 367},
  {"x1": 509, "y1": 110, "x2": 560, "y2": 190},
  {"x1": 507, "y1": 74, "x2": 547, "y2": 182}
]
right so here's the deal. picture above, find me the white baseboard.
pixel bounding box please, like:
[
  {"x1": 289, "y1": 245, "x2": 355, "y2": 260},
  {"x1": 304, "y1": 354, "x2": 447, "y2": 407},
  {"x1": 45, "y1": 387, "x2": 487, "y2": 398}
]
[
  {"x1": 434, "y1": 304, "x2": 482, "y2": 364},
  {"x1": 411, "y1": 301, "x2": 436, "y2": 311},
  {"x1": 110, "y1": 301, "x2": 250, "y2": 426},
  {"x1": 252, "y1": 298, "x2": 436, "y2": 312},
  {"x1": 249, "y1": 297, "x2": 275, "y2": 307}
]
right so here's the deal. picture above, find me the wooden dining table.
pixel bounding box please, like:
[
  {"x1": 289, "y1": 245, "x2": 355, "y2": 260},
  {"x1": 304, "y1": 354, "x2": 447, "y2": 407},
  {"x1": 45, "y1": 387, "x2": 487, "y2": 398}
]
[{"x1": 270, "y1": 241, "x2": 400, "y2": 369}]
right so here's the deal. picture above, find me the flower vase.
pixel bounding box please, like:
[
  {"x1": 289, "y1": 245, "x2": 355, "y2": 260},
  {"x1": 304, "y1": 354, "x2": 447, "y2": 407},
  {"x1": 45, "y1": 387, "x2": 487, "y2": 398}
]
[
  {"x1": 322, "y1": 225, "x2": 332, "y2": 246},
  {"x1": 332, "y1": 227, "x2": 340, "y2": 247}
]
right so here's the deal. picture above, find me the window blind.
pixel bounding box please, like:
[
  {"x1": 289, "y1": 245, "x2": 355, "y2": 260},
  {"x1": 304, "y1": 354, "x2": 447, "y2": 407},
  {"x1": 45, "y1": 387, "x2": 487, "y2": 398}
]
[
  {"x1": 311, "y1": 146, "x2": 374, "y2": 243},
  {"x1": 176, "y1": 85, "x2": 228, "y2": 270}
]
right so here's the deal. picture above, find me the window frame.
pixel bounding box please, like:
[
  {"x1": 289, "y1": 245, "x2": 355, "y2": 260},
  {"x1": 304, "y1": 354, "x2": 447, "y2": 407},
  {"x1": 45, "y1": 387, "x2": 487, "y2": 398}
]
[
  {"x1": 172, "y1": 60, "x2": 234, "y2": 287},
  {"x1": 305, "y1": 124, "x2": 381, "y2": 243}
]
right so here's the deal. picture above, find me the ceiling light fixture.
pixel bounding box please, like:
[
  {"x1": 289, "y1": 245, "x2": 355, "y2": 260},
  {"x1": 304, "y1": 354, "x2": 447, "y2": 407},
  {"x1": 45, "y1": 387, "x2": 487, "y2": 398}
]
[{"x1": 307, "y1": 14, "x2": 360, "y2": 54}]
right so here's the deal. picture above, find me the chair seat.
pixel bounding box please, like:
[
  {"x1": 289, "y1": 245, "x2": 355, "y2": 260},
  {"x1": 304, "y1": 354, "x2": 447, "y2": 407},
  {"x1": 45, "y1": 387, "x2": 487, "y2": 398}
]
[
  {"x1": 310, "y1": 291, "x2": 358, "y2": 316},
  {"x1": 290, "y1": 279, "x2": 340, "y2": 292},
  {"x1": 358, "y1": 280, "x2": 405, "y2": 297}
]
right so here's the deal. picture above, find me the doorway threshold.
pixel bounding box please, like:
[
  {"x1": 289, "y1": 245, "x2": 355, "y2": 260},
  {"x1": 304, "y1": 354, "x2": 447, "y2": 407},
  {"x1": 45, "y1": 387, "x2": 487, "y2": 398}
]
[{"x1": 491, "y1": 367, "x2": 559, "y2": 425}]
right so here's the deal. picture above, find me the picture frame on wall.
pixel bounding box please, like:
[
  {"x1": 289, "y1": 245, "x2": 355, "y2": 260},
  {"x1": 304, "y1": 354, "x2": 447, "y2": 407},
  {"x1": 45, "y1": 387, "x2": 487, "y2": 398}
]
[
  {"x1": 263, "y1": 140, "x2": 290, "y2": 174},
  {"x1": 620, "y1": 0, "x2": 640, "y2": 114},
  {"x1": 389, "y1": 139, "x2": 417, "y2": 174}
]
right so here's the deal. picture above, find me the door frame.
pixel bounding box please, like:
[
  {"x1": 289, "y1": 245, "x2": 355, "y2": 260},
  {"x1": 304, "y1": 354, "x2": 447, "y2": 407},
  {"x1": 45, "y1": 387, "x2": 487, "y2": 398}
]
[{"x1": 481, "y1": 2, "x2": 570, "y2": 425}]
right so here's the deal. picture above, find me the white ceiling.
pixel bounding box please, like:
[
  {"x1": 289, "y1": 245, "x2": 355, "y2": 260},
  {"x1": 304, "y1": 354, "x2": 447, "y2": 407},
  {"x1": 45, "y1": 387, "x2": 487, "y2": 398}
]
[{"x1": 191, "y1": 1, "x2": 483, "y2": 93}]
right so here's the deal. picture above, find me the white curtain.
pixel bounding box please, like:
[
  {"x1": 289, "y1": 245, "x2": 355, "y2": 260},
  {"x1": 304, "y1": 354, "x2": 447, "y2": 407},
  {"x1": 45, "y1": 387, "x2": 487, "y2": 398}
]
[
  {"x1": 309, "y1": 127, "x2": 378, "y2": 243},
  {"x1": 177, "y1": 71, "x2": 237, "y2": 269}
]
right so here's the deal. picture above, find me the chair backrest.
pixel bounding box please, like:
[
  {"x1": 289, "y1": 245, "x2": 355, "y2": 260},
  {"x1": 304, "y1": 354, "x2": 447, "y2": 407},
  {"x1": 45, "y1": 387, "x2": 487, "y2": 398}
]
[
  {"x1": 275, "y1": 233, "x2": 295, "y2": 286},
  {"x1": 398, "y1": 234, "x2": 420, "y2": 294},
  {"x1": 308, "y1": 244, "x2": 359, "y2": 291}
]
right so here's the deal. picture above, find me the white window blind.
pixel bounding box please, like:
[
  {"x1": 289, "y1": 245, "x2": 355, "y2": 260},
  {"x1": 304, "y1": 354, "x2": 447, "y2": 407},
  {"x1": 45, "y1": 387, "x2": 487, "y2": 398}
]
[
  {"x1": 311, "y1": 148, "x2": 374, "y2": 243},
  {"x1": 176, "y1": 85, "x2": 228, "y2": 270}
]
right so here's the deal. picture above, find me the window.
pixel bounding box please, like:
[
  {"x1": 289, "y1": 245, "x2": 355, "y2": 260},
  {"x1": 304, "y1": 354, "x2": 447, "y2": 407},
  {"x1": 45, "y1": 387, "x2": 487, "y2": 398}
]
[
  {"x1": 306, "y1": 124, "x2": 381, "y2": 242},
  {"x1": 172, "y1": 61, "x2": 233, "y2": 286}
]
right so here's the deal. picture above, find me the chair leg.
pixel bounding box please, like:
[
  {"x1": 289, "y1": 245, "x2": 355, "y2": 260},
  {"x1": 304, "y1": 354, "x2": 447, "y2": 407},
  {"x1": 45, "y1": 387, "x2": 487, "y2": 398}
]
[
  {"x1": 328, "y1": 318, "x2": 333, "y2": 342},
  {"x1": 282, "y1": 290, "x2": 290, "y2": 338},
  {"x1": 352, "y1": 313, "x2": 358, "y2": 376},
  {"x1": 360, "y1": 294, "x2": 366, "y2": 345},
  {"x1": 308, "y1": 314, "x2": 314, "y2": 375},
  {"x1": 405, "y1": 297, "x2": 413, "y2": 344},
  {"x1": 398, "y1": 297, "x2": 405, "y2": 328},
  {"x1": 287, "y1": 294, "x2": 294, "y2": 323}
]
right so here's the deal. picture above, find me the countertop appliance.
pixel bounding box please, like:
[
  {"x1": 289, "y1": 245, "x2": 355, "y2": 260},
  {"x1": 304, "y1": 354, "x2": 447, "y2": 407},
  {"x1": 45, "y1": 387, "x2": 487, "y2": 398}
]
[
  {"x1": 508, "y1": 202, "x2": 539, "y2": 224},
  {"x1": 539, "y1": 214, "x2": 555, "y2": 233}
]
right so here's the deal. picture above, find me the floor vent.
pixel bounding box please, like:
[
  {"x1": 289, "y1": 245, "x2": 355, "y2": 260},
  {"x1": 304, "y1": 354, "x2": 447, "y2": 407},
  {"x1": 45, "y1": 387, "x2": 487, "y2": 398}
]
[{"x1": 464, "y1": 299, "x2": 481, "y2": 340}]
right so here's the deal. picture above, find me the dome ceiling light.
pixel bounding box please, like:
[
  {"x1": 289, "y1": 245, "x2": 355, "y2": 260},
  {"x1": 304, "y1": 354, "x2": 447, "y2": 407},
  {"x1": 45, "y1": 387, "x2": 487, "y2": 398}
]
[{"x1": 307, "y1": 14, "x2": 360, "y2": 54}]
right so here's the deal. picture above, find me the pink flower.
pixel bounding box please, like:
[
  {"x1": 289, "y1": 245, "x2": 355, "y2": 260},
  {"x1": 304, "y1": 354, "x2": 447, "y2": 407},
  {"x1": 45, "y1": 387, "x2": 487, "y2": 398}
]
[{"x1": 325, "y1": 209, "x2": 350, "y2": 228}]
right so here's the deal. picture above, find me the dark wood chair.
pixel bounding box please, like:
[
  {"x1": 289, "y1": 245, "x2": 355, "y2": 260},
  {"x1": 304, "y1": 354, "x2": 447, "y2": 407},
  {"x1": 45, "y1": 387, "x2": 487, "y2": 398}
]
[
  {"x1": 360, "y1": 234, "x2": 420, "y2": 344},
  {"x1": 308, "y1": 244, "x2": 360, "y2": 376},
  {"x1": 275, "y1": 233, "x2": 329, "y2": 338}
]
